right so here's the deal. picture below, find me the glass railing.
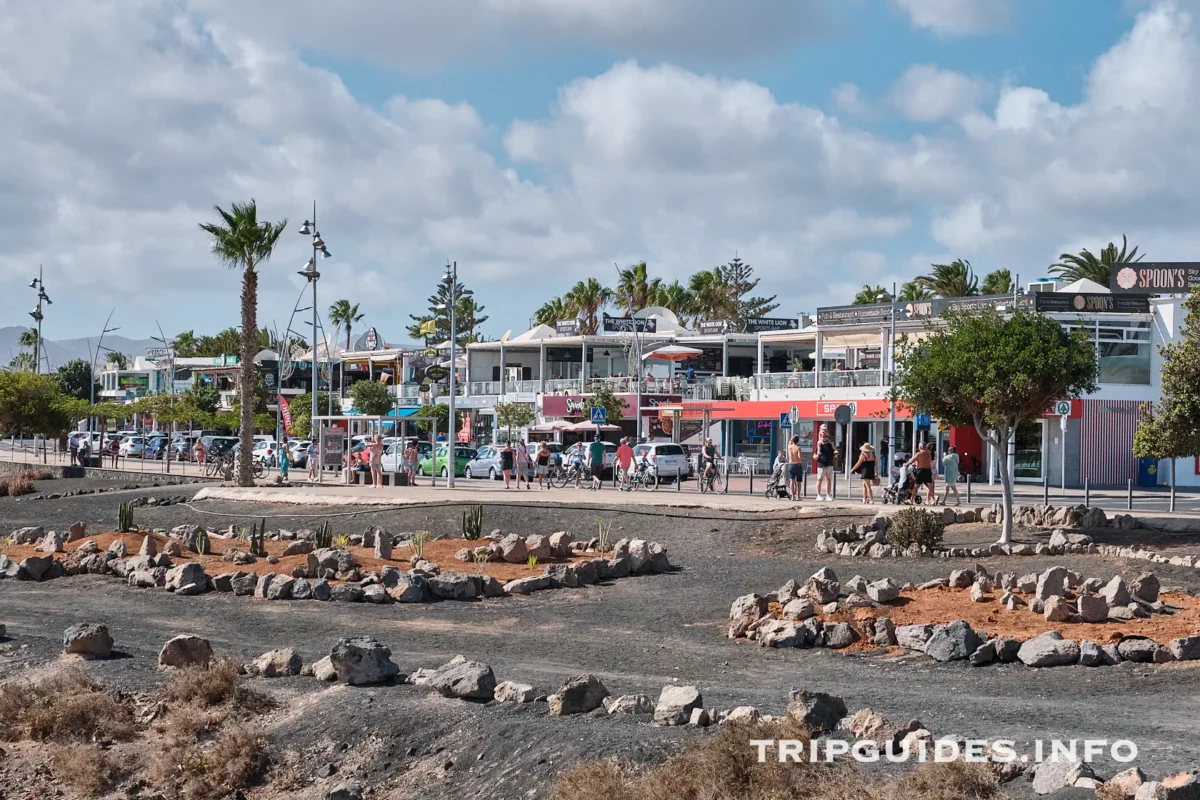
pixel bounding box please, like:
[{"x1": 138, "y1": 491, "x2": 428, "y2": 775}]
[
  {"x1": 755, "y1": 371, "x2": 889, "y2": 389},
  {"x1": 469, "y1": 381, "x2": 501, "y2": 395}
]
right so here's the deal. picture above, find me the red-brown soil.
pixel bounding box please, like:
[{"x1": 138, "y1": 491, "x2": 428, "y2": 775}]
[
  {"x1": 764, "y1": 586, "x2": 1200, "y2": 652},
  {"x1": 5, "y1": 532, "x2": 590, "y2": 583}
]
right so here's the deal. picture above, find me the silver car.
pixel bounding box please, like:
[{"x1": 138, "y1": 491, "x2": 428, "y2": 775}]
[{"x1": 463, "y1": 446, "x2": 504, "y2": 480}]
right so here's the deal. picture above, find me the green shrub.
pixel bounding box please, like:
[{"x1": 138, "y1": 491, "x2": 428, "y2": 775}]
[{"x1": 888, "y1": 507, "x2": 944, "y2": 551}]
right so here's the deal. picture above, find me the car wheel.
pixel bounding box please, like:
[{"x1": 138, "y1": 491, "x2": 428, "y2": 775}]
[
  {"x1": 440, "y1": 466, "x2": 449, "y2": 478},
  {"x1": 489, "y1": 467, "x2": 497, "y2": 480},
  {"x1": 417, "y1": 465, "x2": 426, "y2": 476},
  {"x1": 464, "y1": 466, "x2": 473, "y2": 479}
]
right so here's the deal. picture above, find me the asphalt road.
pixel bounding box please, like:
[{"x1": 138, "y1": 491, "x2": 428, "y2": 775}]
[{"x1": 3, "y1": 482, "x2": 1200, "y2": 794}]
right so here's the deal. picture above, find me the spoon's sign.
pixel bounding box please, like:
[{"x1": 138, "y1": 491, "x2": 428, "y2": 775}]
[{"x1": 1110, "y1": 262, "x2": 1200, "y2": 294}]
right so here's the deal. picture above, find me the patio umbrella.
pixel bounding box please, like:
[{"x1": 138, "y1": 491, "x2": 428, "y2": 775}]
[
  {"x1": 642, "y1": 345, "x2": 703, "y2": 361},
  {"x1": 565, "y1": 419, "x2": 620, "y2": 431},
  {"x1": 530, "y1": 420, "x2": 573, "y2": 432}
]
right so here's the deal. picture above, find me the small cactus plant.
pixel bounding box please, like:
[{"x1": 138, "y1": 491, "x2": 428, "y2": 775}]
[
  {"x1": 117, "y1": 501, "x2": 134, "y2": 533},
  {"x1": 247, "y1": 519, "x2": 267, "y2": 558},
  {"x1": 462, "y1": 505, "x2": 483, "y2": 541},
  {"x1": 474, "y1": 550, "x2": 489, "y2": 575},
  {"x1": 596, "y1": 516, "x2": 612, "y2": 554},
  {"x1": 314, "y1": 521, "x2": 333, "y2": 550},
  {"x1": 411, "y1": 530, "x2": 431, "y2": 560},
  {"x1": 195, "y1": 529, "x2": 210, "y2": 559},
  {"x1": 526, "y1": 554, "x2": 538, "y2": 570}
]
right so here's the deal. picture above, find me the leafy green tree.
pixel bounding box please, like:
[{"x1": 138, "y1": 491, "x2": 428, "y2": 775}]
[
  {"x1": 615, "y1": 262, "x2": 661, "y2": 315},
  {"x1": 1050, "y1": 235, "x2": 1142, "y2": 287},
  {"x1": 185, "y1": 383, "x2": 222, "y2": 414},
  {"x1": 898, "y1": 281, "x2": 932, "y2": 301},
  {"x1": 494, "y1": 401, "x2": 535, "y2": 443},
  {"x1": 289, "y1": 391, "x2": 335, "y2": 439},
  {"x1": 916, "y1": 259, "x2": 979, "y2": 298},
  {"x1": 350, "y1": 379, "x2": 393, "y2": 416},
  {"x1": 688, "y1": 268, "x2": 735, "y2": 324},
  {"x1": 329, "y1": 299, "x2": 365, "y2": 350},
  {"x1": 412, "y1": 403, "x2": 468, "y2": 441},
  {"x1": 200, "y1": 199, "x2": 287, "y2": 486},
  {"x1": 406, "y1": 273, "x2": 488, "y2": 346},
  {"x1": 581, "y1": 382, "x2": 625, "y2": 426},
  {"x1": 890, "y1": 308, "x2": 1096, "y2": 543},
  {"x1": 720, "y1": 256, "x2": 778, "y2": 327},
  {"x1": 172, "y1": 330, "x2": 200, "y2": 358},
  {"x1": 55, "y1": 359, "x2": 99, "y2": 401},
  {"x1": 565, "y1": 278, "x2": 613, "y2": 336},
  {"x1": 535, "y1": 296, "x2": 572, "y2": 327},
  {"x1": 0, "y1": 372, "x2": 72, "y2": 438},
  {"x1": 853, "y1": 285, "x2": 890, "y2": 305},
  {"x1": 981, "y1": 269, "x2": 1014, "y2": 296},
  {"x1": 1134, "y1": 288, "x2": 1200, "y2": 491},
  {"x1": 8, "y1": 352, "x2": 36, "y2": 372},
  {"x1": 106, "y1": 351, "x2": 130, "y2": 370}
]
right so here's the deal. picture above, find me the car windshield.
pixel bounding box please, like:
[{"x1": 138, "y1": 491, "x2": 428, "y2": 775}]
[{"x1": 655, "y1": 445, "x2": 685, "y2": 455}]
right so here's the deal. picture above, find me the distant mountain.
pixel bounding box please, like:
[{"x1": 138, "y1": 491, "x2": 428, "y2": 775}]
[{"x1": 0, "y1": 326, "x2": 160, "y2": 371}]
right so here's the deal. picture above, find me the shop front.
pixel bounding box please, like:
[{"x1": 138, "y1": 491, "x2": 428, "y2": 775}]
[{"x1": 542, "y1": 394, "x2": 681, "y2": 441}]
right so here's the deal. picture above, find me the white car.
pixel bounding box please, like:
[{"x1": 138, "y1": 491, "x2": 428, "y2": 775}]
[
  {"x1": 633, "y1": 442, "x2": 691, "y2": 482},
  {"x1": 118, "y1": 436, "x2": 146, "y2": 458},
  {"x1": 252, "y1": 439, "x2": 278, "y2": 466}
]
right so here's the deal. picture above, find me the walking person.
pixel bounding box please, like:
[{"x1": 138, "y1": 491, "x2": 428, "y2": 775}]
[
  {"x1": 306, "y1": 441, "x2": 318, "y2": 482},
  {"x1": 68, "y1": 434, "x2": 79, "y2": 467},
  {"x1": 516, "y1": 441, "x2": 532, "y2": 490},
  {"x1": 786, "y1": 435, "x2": 803, "y2": 500},
  {"x1": 535, "y1": 441, "x2": 552, "y2": 489},
  {"x1": 615, "y1": 437, "x2": 634, "y2": 490},
  {"x1": 500, "y1": 440, "x2": 515, "y2": 489},
  {"x1": 905, "y1": 442, "x2": 936, "y2": 505},
  {"x1": 278, "y1": 442, "x2": 290, "y2": 484},
  {"x1": 588, "y1": 435, "x2": 605, "y2": 491},
  {"x1": 851, "y1": 443, "x2": 878, "y2": 505},
  {"x1": 940, "y1": 445, "x2": 961, "y2": 506},
  {"x1": 815, "y1": 428, "x2": 835, "y2": 501},
  {"x1": 368, "y1": 434, "x2": 385, "y2": 489},
  {"x1": 402, "y1": 441, "x2": 418, "y2": 486}
]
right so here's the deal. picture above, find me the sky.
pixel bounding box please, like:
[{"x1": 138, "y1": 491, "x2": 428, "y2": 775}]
[{"x1": 3, "y1": 0, "x2": 1200, "y2": 347}]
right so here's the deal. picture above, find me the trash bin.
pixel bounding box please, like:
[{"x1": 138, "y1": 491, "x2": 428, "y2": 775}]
[{"x1": 1137, "y1": 457, "x2": 1159, "y2": 488}]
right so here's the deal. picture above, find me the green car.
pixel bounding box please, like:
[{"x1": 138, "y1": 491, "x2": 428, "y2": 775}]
[{"x1": 417, "y1": 444, "x2": 477, "y2": 477}]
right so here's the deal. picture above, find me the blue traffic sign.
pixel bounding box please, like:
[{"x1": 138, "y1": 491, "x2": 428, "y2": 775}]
[
  {"x1": 916, "y1": 413, "x2": 932, "y2": 430},
  {"x1": 779, "y1": 412, "x2": 792, "y2": 429},
  {"x1": 591, "y1": 407, "x2": 607, "y2": 425}
]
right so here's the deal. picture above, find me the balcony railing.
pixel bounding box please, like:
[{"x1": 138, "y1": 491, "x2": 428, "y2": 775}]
[
  {"x1": 755, "y1": 370, "x2": 890, "y2": 390},
  {"x1": 469, "y1": 381, "x2": 501, "y2": 396}
]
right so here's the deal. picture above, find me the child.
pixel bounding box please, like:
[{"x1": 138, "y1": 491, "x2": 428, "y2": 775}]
[{"x1": 279, "y1": 445, "x2": 290, "y2": 484}]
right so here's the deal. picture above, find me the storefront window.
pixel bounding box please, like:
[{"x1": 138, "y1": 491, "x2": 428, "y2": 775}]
[
  {"x1": 1014, "y1": 421, "x2": 1043, "y2": 480},
  {"x1": 732, "y1": 420, "x2": 772, "y2": 463},
  {"x1": 1064, "y1": 321, "x2": 1151, "y2": 385},
  {"x1": 472, "y1": 413, "x2": 494, "y2": 446}
]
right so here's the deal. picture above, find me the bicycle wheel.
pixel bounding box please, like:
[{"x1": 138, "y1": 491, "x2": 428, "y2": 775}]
[
  {"x1": 549, "y1": 467, "x2": 569, "y2": 489},
  {"x1": 712, "y1": 471, "x2": 725, "y2": 492},
  {"x1": 645, "y1": 471, "x2": 658, "y2": 492}
]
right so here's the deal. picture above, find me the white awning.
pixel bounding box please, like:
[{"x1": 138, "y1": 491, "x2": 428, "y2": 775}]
[{"x1": 821, "y1": 332, "x2": 885, "y2": 348}]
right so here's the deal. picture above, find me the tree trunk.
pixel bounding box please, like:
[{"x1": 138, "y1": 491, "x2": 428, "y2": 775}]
[
  {"x1": 237, "y1": 263, "x2": 258, "y2": 487},
  {"x1": 995, "y1": 427, "x2": 1014, "y2": 544}
]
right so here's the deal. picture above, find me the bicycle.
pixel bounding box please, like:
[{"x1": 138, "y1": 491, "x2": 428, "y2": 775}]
[
  {"x1": 551, "y1": 463, "x2": 589, "y2": 489},
  {"x1": 698, "y1": 460, "x2": 724, "y2": 494},
  {"x1": 626, "y1": 464, "x2": 658, "y2": 491}
]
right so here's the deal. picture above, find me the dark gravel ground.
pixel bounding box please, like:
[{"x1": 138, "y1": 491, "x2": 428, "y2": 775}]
[{"x1": 4, "y1": 481, "x2": 1200, "y2": 797}]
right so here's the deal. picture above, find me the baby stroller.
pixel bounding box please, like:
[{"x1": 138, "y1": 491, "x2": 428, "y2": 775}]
[
  {"x1": 881, "y1": 453, "x2": 921, "y2": 505},
  {"x1": 764, "y1": 462, "x2": 791, "y2": 499}
]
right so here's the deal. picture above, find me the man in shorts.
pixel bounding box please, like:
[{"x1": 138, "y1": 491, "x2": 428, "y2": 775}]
[
  {"x1": 588, "y1": 435, "x2": 606, "y2": 491},
  {"x1": 905, "y1": 442, "x2": 936, "y2": 504},
  {"x1": 786, "y1": 435, "x2": 803, "y2": 500}
]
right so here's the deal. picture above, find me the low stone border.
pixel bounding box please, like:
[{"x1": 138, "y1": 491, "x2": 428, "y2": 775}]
[
  {"x1": 0, "y1": 523, "x2": 672, "y2": 603},
  {"x1": 728, "y1": 565, "x2": 1200, "y2": 669},
  {"x1": 30, "y1": 622, "x2": 1199, "y2": 798}
]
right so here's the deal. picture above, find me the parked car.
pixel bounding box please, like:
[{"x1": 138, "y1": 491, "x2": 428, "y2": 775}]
[
  {"x1": 170, "y1": 437, "x2": 197, "y2": 460},
  {"x1": 252, "y1": 439, "x2": 278, "y2": 466},
  {"x1": 118, "y1": 436, "x2": 146, "y2": 458},
  {"x1": 289, "y1": 440, "x2": 313, "y2": 467},
  {"x1": 201, "y1": 436, "x2": 239, "y2": 458},
  {"x1": 418, "y1": 444, "x2": 476, "y2": 477},
  {"x1": 463, "y1": 446, "x2": 504, "y2": 480},
  {"x1": 632, "y1": 442, "x2": 691, "y2": 482},
  {"x1": 143, "y1": 436, "x2": 171, "y2": 460},
  {"x1": 562, "y1": 441, "x2": 618, "y2": 477}
]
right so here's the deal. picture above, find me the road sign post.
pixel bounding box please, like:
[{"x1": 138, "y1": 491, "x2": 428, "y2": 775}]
[
  {"x1": 590, "y1": 407, "x2": 607, "y2": 426},
  {"x1": 779, "y1": 412, "x2": 791, "y2": 430},
  {"x1": 834, "y1": 404, "x2": 852, "y2": 475},
  {"x1": 788, "y1": 405, "x2": 799, "y2": 427}
]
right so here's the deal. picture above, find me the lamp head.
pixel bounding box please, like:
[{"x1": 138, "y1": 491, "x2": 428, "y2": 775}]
[
  {"x1": 299, "y1": 221, "x2": 313, "y2": 235},
  {"x1": 312, "y1": 234, "x2": 325, "y2": 248},
  {"x1": 28, "y1": 279, "x2": 38, "y2": 288}
]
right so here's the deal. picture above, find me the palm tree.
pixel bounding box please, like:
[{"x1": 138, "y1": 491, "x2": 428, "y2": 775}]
[
  {"x1": 172, "y1": 331, "x2": 200, "y2": 358},
  {"x1": 981, "y1": 269, "x2": 1014, "y2": 296},
  {"x1": 649, "y1": 280, "x2": 695, "y2": 326},
  {"x1": 535, "y1": 296, "x2": 571, "y2": 327},
  {"x1": 615, "y1": 262, "x2": 661, "y2": 315},
  {"x1": 8, "y1": 352, "x2": 35, "y2": 372},
  {"x1": 898, "y1": 281, "x2": 933, "y2": 302},
  {"x1": 17, "y1": 329, "x2": 38, "y2": 350},
  {"x1": 853, "y1": 285, "x2": 890, "y2": 305},
  {"x1": 916, "y1": 259, "x2": 979, "y2": 298},
  {"x1": 688, "y1": 269, "x2": 735, "y2": 323},
  {"x1": 106, "y1": 351, "x2": 130, "y2": 370},
  {"x1": 199, "y1": 200, "x2": 286, "y2": 487},
  {"x1": 328, "y1": 300, "x2": 364, "y2": 350},
  {"x1": 565, "y1": 278, "x2": 613, "y2": 335},
  {"x1": 1050, "y1": 235, "x2": 1143, "y2": 287}
]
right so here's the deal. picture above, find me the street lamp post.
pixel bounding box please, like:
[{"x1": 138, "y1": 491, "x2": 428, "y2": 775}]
[
  {"x1": 88, "y1": 311, "x2": 120, "y2": 464},
  {"x1": 437, "y1": 261, "x2": 471, "y2": 489},
  {"x1": 298, "y1": 203, "x2": 331, "y2": 480},
  {"x1": 28, "y1": 266, "x2": 51, "y2": 375},
  {"x1": 151, "y1": 322, "x2": 176, "y2": 473},
  {"x1": 613, "y1": 263, "x2": 643, "y2": 441},
  {"x1": 887, "y1": 282, "x2": 896, "y2": 461}
]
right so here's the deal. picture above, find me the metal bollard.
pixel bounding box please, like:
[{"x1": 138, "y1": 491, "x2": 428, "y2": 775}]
[
  {"x1": 1084, "y1": 479, "x2": 1090, "y2": 508},
  {"x1": 1127, "y1": 478, "x2": 1133, "y2": 511},
  {"x1": 966, "y1": 473, "x2": 971, "y2": 503},
  {"x1": 832, "y1": 471, "x2": 837, "y2": 500},
  {"x1": 1043, "y1": 476, "x2": 1049, "y2": 506},
  {"x1": 676, "y1": 465, "x2": 681, "y2": 492},
  {"x1": 742, "y1": 464, "x2": 747, "y2": 496},
  {"x1": 802, "y1": 467, "x2": 807, "y2": 498}
]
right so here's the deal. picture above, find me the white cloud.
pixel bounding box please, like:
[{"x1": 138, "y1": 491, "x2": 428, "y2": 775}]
[
  {"x1": 185, "y1": 0, "x2": 832, "y2": 68},
  {"x1": 887, "y1": 0, "x2": 1013, "y2": 36},
  {"x1": 832, "y1": 82, "x2": 871, "y2": 116},
  {"x1": 890, "y1": 64, "x2": 984, "y2": 121}
]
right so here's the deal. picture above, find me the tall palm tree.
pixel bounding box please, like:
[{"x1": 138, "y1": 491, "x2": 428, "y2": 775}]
[
  {"x1": 17, "y1": 329, "x2": 38, "y2": 350},
  {"x1": 916, "y1": 259, "x2": 979, "y2": 298},
  {"x1": 199, "y1": 200, "x2": 286, "y2": 487},
  {"x1": 534, "y1": 296, "x2": 571, "y2": 327},
  {"x1": 172, "y1": 330, "x2": 200, "y2": 358},
  {"x1": 615, "y1": 261, "x2": 661, "y2": 315},
  {"x1": 981, "y1": 269, "x2": 1014, "y2": 296},
  {"x1": 106, "y1": 351, "x2": 130, "y2": 370},
  {"x1": 328, "y1": 300, "x2": 364, "y2": 350},
  {"x1": 649, "y1": 280, "x2": 695, "y2": 326},
  {"x1": 898, "y1": 281, "x2": 933, "y2": 302},
  {"x1": 688, "y1": 269, "x2": 735, "y2": 323},
  {"x1": 8, "y1": 352, "x2": 35, "y2": 372},
  {"x1": 565, "y1": 278, "x2": 613, "y2": 335},
  {"x1": 1049, "y1": 235, "x2": 1143, "y2": 287},
  {"x1": 853, "y1": 285, "x2": 890, "y2": 305}
]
